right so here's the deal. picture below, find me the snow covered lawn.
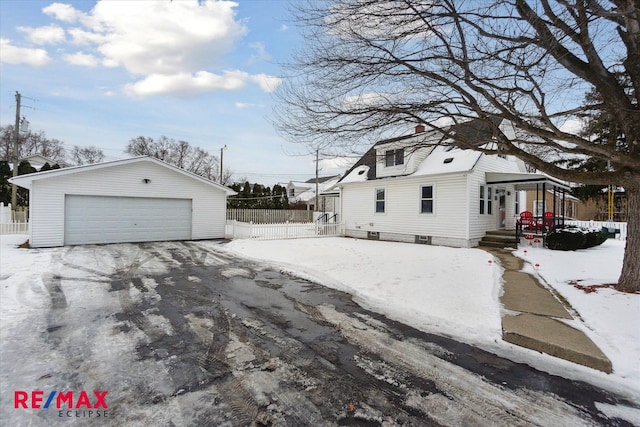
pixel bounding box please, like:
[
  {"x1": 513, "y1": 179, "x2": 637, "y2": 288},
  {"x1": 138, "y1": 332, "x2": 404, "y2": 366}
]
[{"x1": 221, "y1": 237, "x2": 639, "y2": 402}]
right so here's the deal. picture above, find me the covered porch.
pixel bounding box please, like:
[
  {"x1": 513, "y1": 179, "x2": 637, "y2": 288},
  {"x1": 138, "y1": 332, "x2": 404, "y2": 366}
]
[{"x1": 486, "y1": 172, "x2": 572, "y2": 243}]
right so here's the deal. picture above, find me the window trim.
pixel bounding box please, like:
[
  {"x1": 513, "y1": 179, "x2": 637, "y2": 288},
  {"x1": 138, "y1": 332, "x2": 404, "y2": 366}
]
[
  {"x1": 375, "y1": 187, "x2": 386, "y2": 213},
  {"x1": 419, "y1": 184, "x2": 435, "y2": 214},
  {"x1": 384, "y1": 148, "x2": 405, "y2": 167},
  {"x1": 479, "y1": 184, "x2": 494, "y2": 215}
]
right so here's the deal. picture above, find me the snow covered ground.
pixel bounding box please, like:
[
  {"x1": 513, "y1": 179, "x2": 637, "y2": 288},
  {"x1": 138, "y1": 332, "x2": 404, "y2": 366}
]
[
  {"x1": 1, "y1": 233, "x2": 638, "y2": 415},
  {"x1": 220, "y1": 236, "x2": 639, "y2": 405}
]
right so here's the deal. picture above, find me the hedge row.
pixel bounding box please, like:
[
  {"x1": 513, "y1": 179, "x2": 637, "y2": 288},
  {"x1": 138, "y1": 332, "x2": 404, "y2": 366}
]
[{"x1": 545, "y1": 226, "x2": 608, "y2": 251}]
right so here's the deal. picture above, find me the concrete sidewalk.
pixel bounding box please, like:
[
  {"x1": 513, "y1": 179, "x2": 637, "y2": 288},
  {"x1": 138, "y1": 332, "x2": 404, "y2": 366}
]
[{"x1": 484, "y1": 247, "x2": 612, "y2": 373}]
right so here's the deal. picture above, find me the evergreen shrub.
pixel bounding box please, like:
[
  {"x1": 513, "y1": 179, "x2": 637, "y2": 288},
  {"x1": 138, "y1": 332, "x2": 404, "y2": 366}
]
[{"x1": 545, "y1": 226, "x2": 607, "y2": 251}]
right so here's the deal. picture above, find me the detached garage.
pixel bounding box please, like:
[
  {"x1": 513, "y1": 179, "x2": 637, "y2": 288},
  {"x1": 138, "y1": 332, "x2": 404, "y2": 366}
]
[{"x1": 9, "y1": 156, "x2": 235, "y2": 247}]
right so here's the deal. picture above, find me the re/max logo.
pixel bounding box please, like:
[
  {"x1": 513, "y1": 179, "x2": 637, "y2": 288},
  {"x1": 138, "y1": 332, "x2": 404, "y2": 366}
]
[{"x1": 14, "y1": 391, "x2": 108, "y2": 409}]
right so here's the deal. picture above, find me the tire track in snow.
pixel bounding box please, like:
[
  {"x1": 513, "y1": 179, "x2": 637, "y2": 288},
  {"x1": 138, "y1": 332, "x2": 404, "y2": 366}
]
[{"x1": 317, "y1": 304, "x2": 598, "y2": 427}]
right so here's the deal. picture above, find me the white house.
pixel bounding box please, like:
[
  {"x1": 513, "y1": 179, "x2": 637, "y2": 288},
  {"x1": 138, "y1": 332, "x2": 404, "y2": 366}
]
[
  {"x1": 284, "y1": 176, "x2": 341, "y2": 213},
  {"x1": 9, "y1": 156, "x2": 236, "y2": 247},
  {"x1": 20, "y1": 154, "x2": 69, "y2": 170},
  {"x1": 331, "y1": 120, "x2": 570, "y2": 248}
]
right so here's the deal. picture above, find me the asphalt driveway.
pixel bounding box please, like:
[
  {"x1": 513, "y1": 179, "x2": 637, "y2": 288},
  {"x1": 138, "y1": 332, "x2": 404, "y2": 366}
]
[{"x1": 0, "y1": 240, "x2": 632, "y2": 426}]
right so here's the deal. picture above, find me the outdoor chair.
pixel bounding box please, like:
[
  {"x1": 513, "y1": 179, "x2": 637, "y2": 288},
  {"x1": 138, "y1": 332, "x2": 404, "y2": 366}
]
[
  {"x1": 543, "y1": 211, "x2": 555, "y2": 233},
  {"x1": 518, "y1": 211, "x2": 537, "y2": 231}
]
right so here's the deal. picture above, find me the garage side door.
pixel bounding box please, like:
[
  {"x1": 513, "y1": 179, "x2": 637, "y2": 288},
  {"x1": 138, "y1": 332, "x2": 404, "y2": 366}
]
[{"x1": 65, "y1": 195, "x2": 192, "y2": 245}]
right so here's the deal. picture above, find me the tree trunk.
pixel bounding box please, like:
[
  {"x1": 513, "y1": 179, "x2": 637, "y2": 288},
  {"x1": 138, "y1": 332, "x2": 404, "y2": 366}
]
[{"x1": 617, "y1": 175, "x2": 640, "y2": 292}]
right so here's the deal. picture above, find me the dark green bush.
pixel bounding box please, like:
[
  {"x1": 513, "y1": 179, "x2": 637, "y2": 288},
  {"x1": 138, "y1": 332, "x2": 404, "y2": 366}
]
[
  {"x1": 545, "y1": 226, "x2": 607, "y2": 251},
  {"x1": 584, "y1": 229, "x2": 608, "y2": 248},
  {"x1": 546, "y1": 228, "x2": 587, "y2": 251}
]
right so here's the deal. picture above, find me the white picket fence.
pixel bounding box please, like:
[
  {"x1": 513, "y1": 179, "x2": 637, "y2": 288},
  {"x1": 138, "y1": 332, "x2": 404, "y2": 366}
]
[
  {"x1": 226, "y1": 220, "x2": 344, "y2": 240},
  {"x1": 565, "y1": 220, "x2": 627, "y2": 240},
  {"x1": 227, "y1": 209, "x2": 313, "y2": 224},
  {"x1": 0, "y1": 222, "x2": 28, "y2": 235}
]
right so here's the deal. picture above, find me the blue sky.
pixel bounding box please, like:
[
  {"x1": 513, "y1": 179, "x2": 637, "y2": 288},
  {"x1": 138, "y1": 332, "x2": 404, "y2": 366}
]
[{"x1": 0, "y1": 0, "x2": 348, "y2": 185}]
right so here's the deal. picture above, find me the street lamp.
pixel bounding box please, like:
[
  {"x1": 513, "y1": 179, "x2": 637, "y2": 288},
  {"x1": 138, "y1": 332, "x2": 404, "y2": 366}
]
[{"x1": 220, "y1": 145, "x2": 227, "y2": 184}]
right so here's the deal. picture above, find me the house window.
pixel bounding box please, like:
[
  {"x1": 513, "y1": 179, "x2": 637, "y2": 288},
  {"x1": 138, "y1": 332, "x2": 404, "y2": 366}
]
[
  {"x1": 375, "y1": 188, "x2": 385, "y2": 213},
  {"x1": 420, "y1": 185, "x2": 434, "y2": 213},
  {"x1": 533, "y1": 200, "x2": 544, "y2": 217},
  {"x1": 479, "y1": 185, "x2": 493, "y2": 214},
  {"x1": 289, "y1": 188, "x2": 295, "y2": 197},
  {"x1": 385, "y1": 148, "x2": 404, "y2": 167}
]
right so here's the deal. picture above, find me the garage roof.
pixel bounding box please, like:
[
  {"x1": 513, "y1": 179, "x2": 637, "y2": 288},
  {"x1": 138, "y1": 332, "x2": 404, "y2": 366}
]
[{"x1": 9, "y1": 156, "x2": 237, "y2": 195}]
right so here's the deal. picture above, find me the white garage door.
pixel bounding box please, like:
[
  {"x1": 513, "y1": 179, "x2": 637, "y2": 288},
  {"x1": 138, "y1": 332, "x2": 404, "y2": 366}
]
[{"x1": 64, "y1": 195, "x2": 192, "y2": 245}]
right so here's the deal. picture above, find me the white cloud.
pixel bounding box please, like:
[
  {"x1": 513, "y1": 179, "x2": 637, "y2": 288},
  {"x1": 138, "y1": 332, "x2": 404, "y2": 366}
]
[
  {"x1": 18, "y1": 24, "x2": 65, "y2": 45},
  {"x1": 64, "y1": 51, "x2": 99, "y2": 67},
  {"x1": 235, "y1": 102, "x2": 265, "y2": 109},
  {"x1": 343, "y1": 92, "x2": 391, "y2": 108},
  {"x1": 7, "y1": 0, "x2": 279, "y2": 97},
  {"x1": 43, "y1": 2, "x2": 84, "y2": 23},
  {"x1": 124, "y1": 70, "x2": 249, "y2": 97},
  {"x1": 0, "y1": 38, "x2": 51, "y2": 67},
  {"x1": 559, "y1": 118, "x2": 585, "y2": 136},
  {"x1": 279, "y1": 24, "x2": 289, "y2": 32},
  {"x1": 250, "y1": 74, "x2": 282, "y2": 93},
  {"x1": 249, "y1": 42, "x2": 270, "y2": 63},
  {"x1": 88, "y1": 0, "x2": 247, "y2": 75},
  {"x1": 68, "y1": 28, "x2": 105, "y2": 45}
]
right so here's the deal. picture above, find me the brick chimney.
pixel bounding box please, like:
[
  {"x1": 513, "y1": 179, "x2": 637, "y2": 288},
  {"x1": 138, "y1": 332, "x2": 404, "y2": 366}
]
[{"x1": 415, "y1": 124, "x2": 426, "y2": 133}]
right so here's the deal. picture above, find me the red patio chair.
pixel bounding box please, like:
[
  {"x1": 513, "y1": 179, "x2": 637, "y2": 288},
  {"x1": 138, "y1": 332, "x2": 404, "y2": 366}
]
[
  {"x1": 519, "y1": 211, "x2": 536, "y2": 231},
  {"x1": 543, "y1": 211, "x2": 555, "y2": 232}
]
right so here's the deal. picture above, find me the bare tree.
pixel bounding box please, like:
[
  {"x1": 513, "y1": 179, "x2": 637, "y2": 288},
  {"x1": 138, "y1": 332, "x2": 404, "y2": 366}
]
[
  {"x1": 0, "y1": 125, "x2": 66, "y2": 162},
  {"x1": 274, "y1": 0, "x2": 640, "y2": 292},
  {"x1": 125, "y1": 136, "x2": 229, "y2": 182},
  {"x1": 70, "y1": 146, "x2": 105, "y2": 165}
]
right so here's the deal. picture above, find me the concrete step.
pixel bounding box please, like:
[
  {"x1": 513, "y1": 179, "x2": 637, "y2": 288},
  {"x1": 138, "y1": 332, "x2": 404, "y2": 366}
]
[
  {"x1": 482, "y1": 235, "x2": 516, "y2": 243},
  {"x1": 486, "y1": 230, "x2": 517, "y2": 236},
  {"x1": 486, "y1": 247, "x2": 613, "y2": 373},
  {"x1": 502, "y1": 313, "x2": 612, "y2": 373},
  {"x1": 479, "y1": 240, "x2": 518, "y2": 249}
]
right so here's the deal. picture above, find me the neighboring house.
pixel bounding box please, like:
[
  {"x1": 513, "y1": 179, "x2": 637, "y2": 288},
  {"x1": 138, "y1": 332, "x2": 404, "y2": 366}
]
[
  {"x1": 524, "y1": 186, "x2": 627, "y2": 221},
  {"x1": 9, "y1": 156, "x2": 236, "y2": 247},
  {"x1": 330, "y1": 120, "x2": 570, "y2": 248},
  {"x1": 20, "y1": 154, "x2": 69, "y2": 170},
  {"x1": 284, "y1": 176, "x2": 341, "y2": 213},
  {"x1": 524, "y1": 189, "x2": 580, "y2": 219}
]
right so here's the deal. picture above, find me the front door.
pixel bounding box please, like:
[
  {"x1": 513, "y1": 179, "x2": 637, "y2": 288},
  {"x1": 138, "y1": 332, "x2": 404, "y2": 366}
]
[{"x1": 498, "y1": 190, "x2": 506, "y2": 229}]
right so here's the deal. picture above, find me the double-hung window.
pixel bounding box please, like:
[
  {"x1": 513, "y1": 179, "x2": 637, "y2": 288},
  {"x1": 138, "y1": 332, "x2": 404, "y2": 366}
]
[
  {"x1": 375, "y1": 188, "x2": 385, "y2": 213},
  {"x1": 420, "y1": 185, "x2": 434, "y2": 214},
  {"x1": 479, "y1": 185, "x2": 493, "y2": 215},
  {"x1": 385, "y1": 148, "x2": 404, "y2": 167}
]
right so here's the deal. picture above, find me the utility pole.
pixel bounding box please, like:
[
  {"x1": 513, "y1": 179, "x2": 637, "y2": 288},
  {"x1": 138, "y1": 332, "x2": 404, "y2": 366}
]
[
  {"x1": 11, "y1": 92, "x2": 21, "y2": 214},
  {"x1": 219, "y1": 145, "x2": 227, "y2": 184},
  {"x1": 315, "y1": 148, "x2": 319, "y2": 212}
]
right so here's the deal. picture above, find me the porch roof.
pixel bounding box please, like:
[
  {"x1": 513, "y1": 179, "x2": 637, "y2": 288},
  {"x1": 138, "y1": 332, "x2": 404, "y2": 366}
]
[{"x1": 485, "y1": 172, "x2": 571, "y2": 191}]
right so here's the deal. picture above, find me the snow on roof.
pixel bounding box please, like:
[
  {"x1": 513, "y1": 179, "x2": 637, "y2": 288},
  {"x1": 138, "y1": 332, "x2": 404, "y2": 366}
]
[
  {"x1": 290, "y1": 176, "x2": 341, "y2": 202},
  {"x1": 413, "y1": 146, "x2": 482, "y2": 176},
  {"x1": 340, "y1": 165, "x2": 371, "y2": 183}
]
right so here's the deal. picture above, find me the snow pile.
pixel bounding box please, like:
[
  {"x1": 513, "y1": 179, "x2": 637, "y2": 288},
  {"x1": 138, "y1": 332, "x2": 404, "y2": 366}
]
[
  {"x1": 224, "y1": 238, "x2": 504, "y2": 344},
  {"x1": 221, "y1": 236, "x2": 639, "y2": 402}
]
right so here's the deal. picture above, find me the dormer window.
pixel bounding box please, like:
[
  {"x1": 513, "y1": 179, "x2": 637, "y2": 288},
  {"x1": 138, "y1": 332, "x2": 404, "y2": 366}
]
[{"x1": 385, "y1": 148, "x2": 404, "y2": 167}]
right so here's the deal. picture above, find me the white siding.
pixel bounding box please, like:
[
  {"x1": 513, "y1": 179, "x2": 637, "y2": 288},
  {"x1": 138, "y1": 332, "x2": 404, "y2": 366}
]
[
  {"x1": 29, "y1": 161, "x2": 226, "y2": 247},
  {"x1": 341, "y1": 173, "x2": 471, "y2": 247},
  {"x1": 467, "y1": 155, "x2": 524, "y2": 240}
]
